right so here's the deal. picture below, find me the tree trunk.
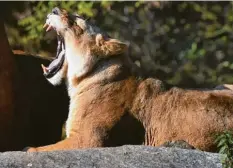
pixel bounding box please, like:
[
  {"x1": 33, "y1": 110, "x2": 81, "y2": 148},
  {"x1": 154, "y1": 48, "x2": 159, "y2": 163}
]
[{"x1": 0, "y1": 3, "x2": 15, "y2": 151}]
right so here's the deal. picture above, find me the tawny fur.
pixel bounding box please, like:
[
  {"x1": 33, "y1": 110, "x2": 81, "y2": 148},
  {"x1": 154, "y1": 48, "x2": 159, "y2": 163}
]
[{"x1": 27, "y1": 8, "x2": 233, "y2": 152}]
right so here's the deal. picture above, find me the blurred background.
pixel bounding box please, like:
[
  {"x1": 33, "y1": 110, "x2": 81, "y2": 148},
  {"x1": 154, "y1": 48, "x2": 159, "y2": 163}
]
[{"x1": 4, "y1": 1, "x2": 233, "y2": 88}]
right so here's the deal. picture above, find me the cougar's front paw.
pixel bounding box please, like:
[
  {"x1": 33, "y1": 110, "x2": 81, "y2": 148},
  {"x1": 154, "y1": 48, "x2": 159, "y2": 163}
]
[{"x1": 22, "y1": 147, "x2": 37, "y2": 152}]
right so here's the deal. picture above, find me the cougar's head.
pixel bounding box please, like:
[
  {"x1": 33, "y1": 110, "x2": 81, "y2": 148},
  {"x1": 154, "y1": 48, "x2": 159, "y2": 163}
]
[{"x1": 42, "y1": 7, "x2": 128, "y2": 86}]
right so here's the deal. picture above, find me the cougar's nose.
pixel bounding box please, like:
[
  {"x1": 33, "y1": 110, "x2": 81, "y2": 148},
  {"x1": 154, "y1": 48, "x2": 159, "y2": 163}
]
[{"x1": 52, "y1": 7, "x2": 61, "y2": 15}]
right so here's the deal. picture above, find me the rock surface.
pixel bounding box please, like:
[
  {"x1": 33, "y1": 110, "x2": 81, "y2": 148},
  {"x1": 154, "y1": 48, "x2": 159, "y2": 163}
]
[{"x1": 0, "y1": 145, "x2": 223, "y2": 168}]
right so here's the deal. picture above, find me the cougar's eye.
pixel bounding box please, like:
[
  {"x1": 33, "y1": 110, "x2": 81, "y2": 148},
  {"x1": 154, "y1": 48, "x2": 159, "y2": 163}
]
[{"x1": 75, "y1": 14, "x2": 82, "y2": 19}]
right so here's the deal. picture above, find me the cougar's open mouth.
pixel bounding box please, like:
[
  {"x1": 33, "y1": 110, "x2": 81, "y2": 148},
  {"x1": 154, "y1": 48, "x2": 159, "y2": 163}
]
[{"x1": 42, "y1": 24, "x2": 65, "y2": 79}]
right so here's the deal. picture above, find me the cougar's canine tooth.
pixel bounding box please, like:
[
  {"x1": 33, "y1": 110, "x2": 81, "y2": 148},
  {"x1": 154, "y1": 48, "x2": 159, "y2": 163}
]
[
  {"x1": 46, "y1": 25, "x2": 53, "y2": 32},
  {"x1": 41, "y1": 64, "x2": 48, "y2": 74},
  {"x1": 43, "y1": 23, "x2": 49, "y2": 29}
]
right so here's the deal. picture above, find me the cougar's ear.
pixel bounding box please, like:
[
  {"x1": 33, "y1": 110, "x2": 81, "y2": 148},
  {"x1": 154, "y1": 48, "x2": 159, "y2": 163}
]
[{"x1": 97, "y1": 34, "x2": 128, "y2": 56}]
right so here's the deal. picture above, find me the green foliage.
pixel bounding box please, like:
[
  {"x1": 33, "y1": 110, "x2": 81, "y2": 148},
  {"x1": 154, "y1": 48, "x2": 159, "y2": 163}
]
[
  {"x1": 13, "y1": 1, "x2": 99, "y2": 54},
  {"x1": 215, "y1": 131, "x2": 233, "y2": 168},
  {"x1": 5, "y1": 2, "x2": 233, "y2": 88}
]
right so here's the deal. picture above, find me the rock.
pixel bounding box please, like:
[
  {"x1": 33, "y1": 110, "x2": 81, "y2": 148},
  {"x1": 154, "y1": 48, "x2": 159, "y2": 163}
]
[
  {"x1": 0, "y1": 145, "x2": 223, "y2": 168},
  {"x1": 161, "y1": 140, "x2": 195, "y2": 149}
]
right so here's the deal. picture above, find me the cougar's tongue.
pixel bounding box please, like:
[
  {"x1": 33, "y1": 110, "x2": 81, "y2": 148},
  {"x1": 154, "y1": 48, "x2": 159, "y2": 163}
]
[{"x1": 43, "y1": 47, "x2": 65, "y2": 79}]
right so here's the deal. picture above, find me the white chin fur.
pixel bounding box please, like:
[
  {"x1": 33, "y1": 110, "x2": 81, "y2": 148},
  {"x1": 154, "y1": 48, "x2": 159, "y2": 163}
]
[{"x1": 46, "y1": 69, "x2": 64, "y2": 86}]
